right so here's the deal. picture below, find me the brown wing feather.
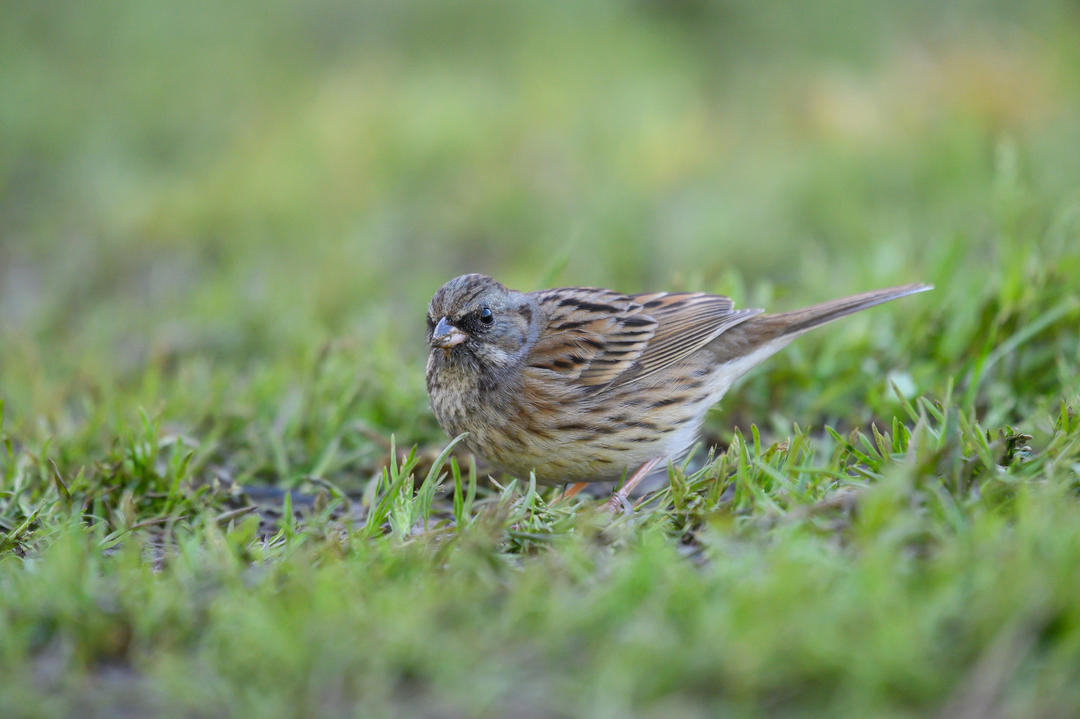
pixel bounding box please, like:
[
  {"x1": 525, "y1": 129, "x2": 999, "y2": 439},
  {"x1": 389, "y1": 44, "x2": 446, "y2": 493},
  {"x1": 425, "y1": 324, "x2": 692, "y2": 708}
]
[
  {"x1": 617, "y1": 293, "x2": 761, "y2": 385},
  {"x1": 528, "y1": 288, "x2": 657, "y2": 386},
  {"x1": 528, "y1": 288, "x2": 760, "y2": 390}
]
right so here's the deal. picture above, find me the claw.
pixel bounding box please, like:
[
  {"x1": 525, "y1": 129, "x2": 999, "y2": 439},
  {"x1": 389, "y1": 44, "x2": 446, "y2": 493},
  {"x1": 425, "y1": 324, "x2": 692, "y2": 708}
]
[{"x1": 601, "y1": 492, "x2": 636, "y2": 515}]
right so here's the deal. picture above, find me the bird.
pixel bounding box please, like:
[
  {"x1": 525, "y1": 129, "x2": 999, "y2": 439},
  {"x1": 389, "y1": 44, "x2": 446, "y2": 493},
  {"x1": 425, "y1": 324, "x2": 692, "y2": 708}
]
[{"x1": 425, "y1": 273, "x2": 931, "y2": 512}]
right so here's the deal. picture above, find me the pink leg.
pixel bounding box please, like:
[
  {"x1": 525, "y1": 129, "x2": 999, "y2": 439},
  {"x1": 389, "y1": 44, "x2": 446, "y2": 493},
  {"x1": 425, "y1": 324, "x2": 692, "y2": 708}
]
[
  {"x1": 561, "y1": 482, "x2": 589, "y2": 500},
  {"x1": 602, "y1": 457, "x2": 663, "y2": 513}
]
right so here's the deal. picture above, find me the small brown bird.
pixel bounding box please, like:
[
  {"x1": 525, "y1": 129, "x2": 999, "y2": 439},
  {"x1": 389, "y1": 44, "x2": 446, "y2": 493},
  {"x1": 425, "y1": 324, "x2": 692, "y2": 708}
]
[{"x1": 425, "y1": 274, "x2": 930, "y2": 511}]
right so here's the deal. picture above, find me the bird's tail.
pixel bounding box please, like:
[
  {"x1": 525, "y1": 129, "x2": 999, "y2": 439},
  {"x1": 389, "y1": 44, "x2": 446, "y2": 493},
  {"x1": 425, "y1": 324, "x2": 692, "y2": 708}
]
[
  {"x1": 761, "y1": 284, "x2": 932, "y2": 335},
  {"x1": 707, "y1": 284, "x2": 932, "y2": 365}
]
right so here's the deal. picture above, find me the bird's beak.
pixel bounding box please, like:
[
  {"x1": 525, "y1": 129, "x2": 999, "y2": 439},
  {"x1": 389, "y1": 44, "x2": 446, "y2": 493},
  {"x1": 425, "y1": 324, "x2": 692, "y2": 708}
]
[{"x1": 431, "y1": 317, "x2": 467, "y2": 349}]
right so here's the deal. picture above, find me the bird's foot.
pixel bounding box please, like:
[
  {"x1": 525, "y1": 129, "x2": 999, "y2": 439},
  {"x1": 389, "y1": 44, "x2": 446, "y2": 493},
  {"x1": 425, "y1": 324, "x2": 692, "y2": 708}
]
[{"x1": 602, "y1": 457, "x2": 663, "y2": 514}]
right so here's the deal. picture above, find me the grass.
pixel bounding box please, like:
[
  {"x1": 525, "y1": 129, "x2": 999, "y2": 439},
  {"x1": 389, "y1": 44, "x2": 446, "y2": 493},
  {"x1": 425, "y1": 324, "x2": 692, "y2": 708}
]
[{"x1": 2, "y1": 0, "x2": 1080, "y2": 716}]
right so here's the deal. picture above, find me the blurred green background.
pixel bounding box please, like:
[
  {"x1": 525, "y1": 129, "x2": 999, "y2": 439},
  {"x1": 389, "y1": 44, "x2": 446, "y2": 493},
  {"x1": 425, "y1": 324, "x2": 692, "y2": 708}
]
[{"x1": 2, "y1": 0, "x2": 1079, "y2": 487}]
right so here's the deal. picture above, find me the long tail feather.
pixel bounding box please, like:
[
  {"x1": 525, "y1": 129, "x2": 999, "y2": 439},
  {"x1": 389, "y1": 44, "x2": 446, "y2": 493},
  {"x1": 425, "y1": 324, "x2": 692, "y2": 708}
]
[
  {"x1": 707, "y1": 283, "x2": 932, "y2": 365},
  {"x1": 765, "y1": 283, "x2": 932, "y2": 335}
]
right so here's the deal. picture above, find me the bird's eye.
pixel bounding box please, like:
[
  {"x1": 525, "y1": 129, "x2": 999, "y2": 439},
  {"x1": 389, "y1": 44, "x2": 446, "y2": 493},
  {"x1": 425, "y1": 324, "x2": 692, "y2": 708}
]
[{"x1": 479, "y1": 307, "x2": 494, "y2": 324}]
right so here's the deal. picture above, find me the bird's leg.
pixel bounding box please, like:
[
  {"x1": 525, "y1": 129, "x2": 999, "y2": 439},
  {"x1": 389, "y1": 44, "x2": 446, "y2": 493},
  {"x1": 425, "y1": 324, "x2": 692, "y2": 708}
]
[
  {"x1": 602, "y1": 457, "x2": 663, "y2": 513},
  {"x1": 561, "y1": 482, "x2": 589, "y2": 500}
]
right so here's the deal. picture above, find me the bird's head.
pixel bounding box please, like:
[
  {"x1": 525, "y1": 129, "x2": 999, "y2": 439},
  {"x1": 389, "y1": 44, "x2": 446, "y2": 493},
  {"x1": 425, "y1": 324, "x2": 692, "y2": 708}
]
[{"x1": 426, "y1": 274, "x2": 535, "y2": 372}]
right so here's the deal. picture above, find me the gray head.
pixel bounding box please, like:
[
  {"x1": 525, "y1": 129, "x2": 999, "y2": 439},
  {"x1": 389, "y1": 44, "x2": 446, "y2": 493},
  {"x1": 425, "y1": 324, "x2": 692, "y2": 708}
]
[{"x1": 426, "y1": 274, "x2": 536, "y2": 374}]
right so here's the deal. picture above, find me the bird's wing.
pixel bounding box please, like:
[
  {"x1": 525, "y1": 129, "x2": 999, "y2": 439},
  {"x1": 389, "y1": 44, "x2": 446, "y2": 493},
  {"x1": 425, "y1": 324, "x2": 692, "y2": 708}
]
[
  {"x1": 527, "y1": 288, "x2": 760, "y2": 390},
  {"x1": 619, "y1": 292, "x2": 761, "y2": 384}
]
